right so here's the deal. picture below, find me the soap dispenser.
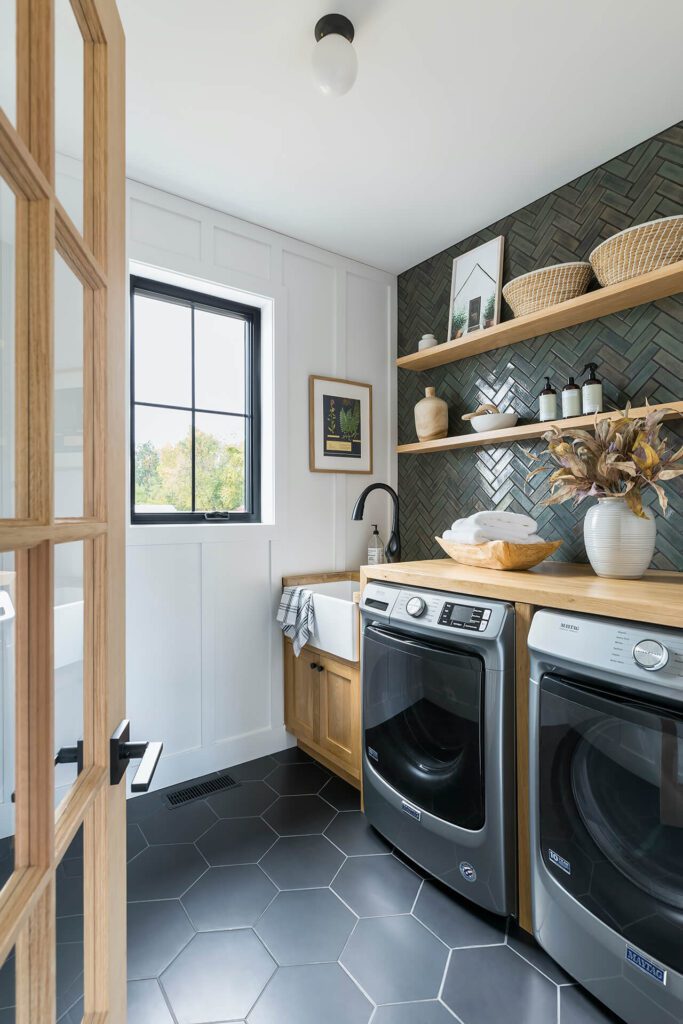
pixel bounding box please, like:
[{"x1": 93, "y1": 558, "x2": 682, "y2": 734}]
[
  {"x1": 538, "y1": 377, "x2": 557, "y2": 422},
  {"x1": 561, "y1": 376, "x2": 582, "y2": 418},
  {"x1": 368, "y1": 524, "x2": 385, "y2": 565},
  {"x1": 581, "y1": 363, "x2": 603, "y2": 414}
]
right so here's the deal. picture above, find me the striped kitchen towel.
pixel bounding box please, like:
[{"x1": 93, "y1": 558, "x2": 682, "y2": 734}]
[{"x1": 277, "y1": 586, "x2": 316, "y2": 657}]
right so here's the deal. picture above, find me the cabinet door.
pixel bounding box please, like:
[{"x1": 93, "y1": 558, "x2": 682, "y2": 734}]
[
  {"x1": 284, "y1": 642, "x2": 318, "y2": 744},
  {"x1": 319, "y1": 657, "x2": 360, "y2": 775}
]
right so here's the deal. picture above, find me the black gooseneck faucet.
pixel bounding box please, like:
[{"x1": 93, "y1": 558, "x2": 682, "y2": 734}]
[{"x1": 351, "y1": 483, "x2": 401, "y2": 563}]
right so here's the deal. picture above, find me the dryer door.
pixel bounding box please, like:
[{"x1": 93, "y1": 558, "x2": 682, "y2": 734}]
[
  {"x1": 363, "y1": 624, "x2": 485, "y2": 829},
  {"x1": 539, "y1": 673, "x2": 683, "y2": 972}
]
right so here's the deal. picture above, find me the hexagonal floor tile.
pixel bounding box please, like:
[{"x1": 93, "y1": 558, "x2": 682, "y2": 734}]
[
  {"x1": 413, "y1": 880, "x2": 505, "y2": 948},
  {"x1": 126, "y1": 791, "x2": 165, "y2": 825},
  {"x1": 127, "y1": 899, "x2": 194, "y2": 981},
  {"x1": 182, "y1": 865, "x2": 276, "y2": 931},
  {"x1": 128, "y1": 979, "x2": 174, "y2": 1024},
  {"x1": 332, "y1": 853, "x2": 420, "y2": 917},
  {"x1": 324, "y1": 811, "x2": 391, "y2": 856},
  {"x1": 255, "y1": 889, "x2": 355, "y2": 965},
  {"x1": 259, "y1": 835, "x2": 344, "y2": 890},
  {"x1": 197, "y1": 818, "x2": 276, "y2": 866},
  {"x1": 262, "y1": 796, "x2": 336, "y2": 836},
  {"x1": 248, "y1": 963, "x2": 371, "y2": 1024},
  {"x1": 320, "y1": 775, "x2": 361, "y2": 811},
  {"x1": 127, "y1": 823, "x2": 148, "y2": 862},
  {"x1": 341, "y1": 915, "x2": 447, "y2": 1004},
  {"x1": 230, "y1": 755, "x2": 279, "y2": 781},
  {"x1": 508, "y1": 926, "x2": 572, "y2": 984},
  {"x1": 272, "y1": 746, "x2": 313, "y2": 764},
  {"x1": 127, "y1": 844, "x2": 207, "y2": 901},
  {"x1": 371, "y1": 1001, "x2": 456, "y2": 1023},
  {"x1": 138, "y1": 799, "x2": 217, "y2": 845},
  {"x1": 559, "y1": 984, "x2": 621, "y2": 1023},
  {"x1": 161, "y1": 930, "x2": 275, "y2": 1023},
  {"x1": 265, "y1": 763, "x2": 329, "y2": 796},
  {"x1": 442, "y1": 945, "x2": 557, "y2": 1024},
  {"x1": 207, "y1": 781, "x2": 277, "y2": 819}
]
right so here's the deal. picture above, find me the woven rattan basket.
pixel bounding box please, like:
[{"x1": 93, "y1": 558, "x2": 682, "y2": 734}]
[
  {"x1": 589, "y1": 215, "x2": 683, "y2": 287},
  {"x1": 502, "y1": 262, "x2": 593, "y2": 317}
]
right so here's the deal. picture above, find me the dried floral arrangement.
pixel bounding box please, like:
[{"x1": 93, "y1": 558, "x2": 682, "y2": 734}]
[{"x1": 526, "y1": 404, "x2": 683, "y2": 518}]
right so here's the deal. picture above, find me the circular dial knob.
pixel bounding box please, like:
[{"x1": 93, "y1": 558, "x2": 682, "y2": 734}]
[
  {"x1": 632, "y1": 639, "x2": 669, "y2": 672},
  {"x1": 406, "y1": 596, "x2": 426, "y2": 618}
]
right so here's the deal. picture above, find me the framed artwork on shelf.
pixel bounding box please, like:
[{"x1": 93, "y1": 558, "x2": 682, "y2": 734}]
[
  {"x1": 448, "y1": 235, "x2": 505, "y2": 341},
  {"x1": 309, "y1": 375, "x2": 373, "y2": 474}
]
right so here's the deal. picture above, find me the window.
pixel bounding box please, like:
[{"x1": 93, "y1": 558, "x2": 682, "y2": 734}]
[{"x1": 130, "y1": 276, "x2": 261, "y2": 523}]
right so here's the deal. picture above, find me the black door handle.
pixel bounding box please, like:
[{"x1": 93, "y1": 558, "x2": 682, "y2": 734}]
[
  {"x1": 55, "y1": 741, "x2": 84, "y2": 773},
  {"x1": 110, "y1": 720, "x2": 163, "y2": 792}
]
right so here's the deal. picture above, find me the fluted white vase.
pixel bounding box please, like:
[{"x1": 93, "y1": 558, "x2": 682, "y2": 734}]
[{"x1": 583, "y1": 498, "x2": 656, "y2": 579}]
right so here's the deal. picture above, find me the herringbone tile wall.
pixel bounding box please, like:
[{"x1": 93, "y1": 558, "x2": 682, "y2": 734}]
[{"x1": 398, "y1": 121, "x2": 683, "y2": 570}]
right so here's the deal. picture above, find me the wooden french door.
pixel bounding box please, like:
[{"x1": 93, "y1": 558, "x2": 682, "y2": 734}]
[{"x1": 0, "y1": 0, "x2": 126, "y2": 1021}]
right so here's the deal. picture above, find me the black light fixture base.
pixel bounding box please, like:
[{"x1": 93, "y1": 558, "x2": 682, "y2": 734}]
[{"x1": 314, "y1": 13, "x2": 355, "y2": 43}]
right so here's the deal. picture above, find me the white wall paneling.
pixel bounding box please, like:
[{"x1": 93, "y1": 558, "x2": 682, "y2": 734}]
[{"x1": 126, "y1": 179, "x2": 396, "y2": 793}]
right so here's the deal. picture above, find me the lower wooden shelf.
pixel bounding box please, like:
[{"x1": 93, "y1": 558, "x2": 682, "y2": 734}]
[{"x1": 396, "y1": 401, "x2": 683, "y2": 455}]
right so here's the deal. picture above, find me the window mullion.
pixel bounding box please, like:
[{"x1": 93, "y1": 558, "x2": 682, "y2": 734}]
[{"x1": 191, "y1": 303, "x2": 196, "y2": 514}]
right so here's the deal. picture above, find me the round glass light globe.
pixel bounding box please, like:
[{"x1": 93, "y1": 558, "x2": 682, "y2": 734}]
[{"x1": 312, "y1": 33, "x2": 358, "y2": 96}]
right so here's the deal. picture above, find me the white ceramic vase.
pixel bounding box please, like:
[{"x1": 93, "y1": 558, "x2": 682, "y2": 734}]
[{"x1": 583, "y1": 498, "x2": 656, "y2": 579}]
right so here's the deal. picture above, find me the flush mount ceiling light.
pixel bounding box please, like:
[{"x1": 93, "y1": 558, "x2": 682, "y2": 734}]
[{"x1": 312, "y1": 14, "x2": 357, "y2": 97}]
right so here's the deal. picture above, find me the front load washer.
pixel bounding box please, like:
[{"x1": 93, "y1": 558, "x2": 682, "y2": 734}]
[
  {"x1": 529, "y1": 609, "x2": 683, "y2": 1024},
  {"x1": 360, "y1": 581, "x2": 516, "y2": 916}
]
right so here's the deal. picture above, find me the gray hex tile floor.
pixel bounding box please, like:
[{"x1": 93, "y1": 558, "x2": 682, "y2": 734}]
[{"x1": 0, "y1": 746, "x2": 626, "y2": 1022}]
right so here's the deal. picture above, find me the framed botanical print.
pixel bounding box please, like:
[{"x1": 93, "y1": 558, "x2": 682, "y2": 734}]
[{"x1": 309, "y1": 375, "x2": 373, "y2": 474}]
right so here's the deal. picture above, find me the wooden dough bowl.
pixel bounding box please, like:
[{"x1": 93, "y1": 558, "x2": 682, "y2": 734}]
[{"x1": 436, "y1": 536, "x2": 562, "y2": 571}]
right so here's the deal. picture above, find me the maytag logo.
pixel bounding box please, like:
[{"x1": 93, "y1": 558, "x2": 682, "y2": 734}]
[
  {"x1": 548, "y1": 848, "x2": 571, "y2": 875},
  {"x1": 401, "y1": 801, "x2": 421, "y2": 822},
  {"x1": 560, "y1": 623, "x2": 580, "y2": 632},
  {"x1": 625, "y1": 947, "x2": 667, "y2": 985}
]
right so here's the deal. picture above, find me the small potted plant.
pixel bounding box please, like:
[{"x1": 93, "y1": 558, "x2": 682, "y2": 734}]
[
  {"x1": 451, "y1": 306, "x2": 467, "y2": 339},
  {"x1": 483, "y1": 293, "x2": 496, "y2": 328},
  {"x1": 526, "y1": 404, "x2": 683, "y2": 578}
]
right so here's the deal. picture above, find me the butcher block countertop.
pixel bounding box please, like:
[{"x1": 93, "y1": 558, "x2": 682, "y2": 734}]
[{"x1": 360, "y1": 559, "x2": 683, "y2": 629}]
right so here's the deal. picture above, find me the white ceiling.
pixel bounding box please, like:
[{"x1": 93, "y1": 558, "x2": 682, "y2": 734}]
[{"x1": 118, "y1": 0, "x2": 683, "y2": 274}]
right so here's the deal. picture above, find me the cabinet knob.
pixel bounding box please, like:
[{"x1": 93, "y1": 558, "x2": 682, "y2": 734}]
[
  {"x1": 317, "y1": 664, "x2": 324, "y2": 672},
  {"x1": 310, "y1": 661, "x2": 318, "y2": 669}
]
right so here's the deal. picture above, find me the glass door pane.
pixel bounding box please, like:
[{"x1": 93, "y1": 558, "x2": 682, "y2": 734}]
[
  {"x1": 0, "y1": 0, "x2": 15, "y2": 125},
  {"x1": 0, "y1": 178, "x2": 15, "y2": 519},
  {"x1": 55, "y1": 0, "x2": 84, "y2": 231},
  {"x1": 0, "y1": 944, "x2": 15, "y2": 1023},
  {"x1": 56, "y1": 828, "x2": 84, "y2": 1022},
  {"x1": 0, "y1": 553, "x2": 16, "y2": 896},
  {"x1": 54, "y1": 543, "x2": 84, "y2": 810},
  {"x1": 54, "y1": 253, "x2": 85, "y2": 519}
]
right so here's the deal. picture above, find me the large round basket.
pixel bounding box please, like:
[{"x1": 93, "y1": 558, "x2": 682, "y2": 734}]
[
  {"x1": 436, "y1": 535, "x2": 562, "y2": 571},
  {"x1": 589, "y1": 215, "x2": 683, "y2": 287},
  {"x1": 502, "y1": 262, "x2": 593, "y2": 317}
]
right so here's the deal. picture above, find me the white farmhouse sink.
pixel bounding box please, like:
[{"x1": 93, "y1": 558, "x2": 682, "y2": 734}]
[{"x1": 307, "y1": 580, "x2": 359, "y2": 662}]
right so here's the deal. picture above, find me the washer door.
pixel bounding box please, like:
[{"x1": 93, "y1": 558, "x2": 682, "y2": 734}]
[
  {"x1": 539, "y1": 673, "x2": 683, "y2": 972},
  {"x1": 363, "y1": 624, "x2": 485, "y2": 829}
]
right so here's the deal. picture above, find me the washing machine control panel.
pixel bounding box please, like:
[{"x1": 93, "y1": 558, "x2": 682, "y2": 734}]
[{"x1": 438, "y1": 602, "x2": 491, "y2": 632}]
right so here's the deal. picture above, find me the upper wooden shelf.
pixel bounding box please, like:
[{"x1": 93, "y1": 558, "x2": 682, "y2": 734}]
[
  {"x1": 396, "y1": 260, "x2": 683, "y2": 371},
  {"x1": 396, "y1": 401, "x2": 683, "y2": 455}
]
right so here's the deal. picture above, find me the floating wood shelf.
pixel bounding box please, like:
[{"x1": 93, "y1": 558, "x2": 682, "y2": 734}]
[
  {"x1": 396, "y1": 261, "x2": 683, "y2": 371},
  {"x1": 396, "y1": 402, "x2": 683, "y2": 455}
]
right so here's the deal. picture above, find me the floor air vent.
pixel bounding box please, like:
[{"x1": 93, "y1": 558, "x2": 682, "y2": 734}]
[{"x1": 165, "y1": 773, "x2": 239, "y2": 808}]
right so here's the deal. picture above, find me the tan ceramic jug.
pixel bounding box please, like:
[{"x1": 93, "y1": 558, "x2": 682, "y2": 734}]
[{"x1": 414, "y1": 387, "x2": 448, "y2": 441}]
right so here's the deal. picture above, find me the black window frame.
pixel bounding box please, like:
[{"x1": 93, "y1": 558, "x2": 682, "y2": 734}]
[{"x1": 130, "y1": 274, "x2": 261, "y2": 525}]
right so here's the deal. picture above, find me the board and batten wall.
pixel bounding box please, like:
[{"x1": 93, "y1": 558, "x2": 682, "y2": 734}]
[
  {"x1": 126, "y1": 180, "x2": 397, "y2": 791},
  {"x1": 397, "y1": 121, "x2": 683, "y2": 569}
]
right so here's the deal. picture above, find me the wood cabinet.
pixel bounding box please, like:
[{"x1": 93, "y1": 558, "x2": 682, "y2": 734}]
[{"x1": 284, "y1": 639, "x2": 361, "y2": 786}]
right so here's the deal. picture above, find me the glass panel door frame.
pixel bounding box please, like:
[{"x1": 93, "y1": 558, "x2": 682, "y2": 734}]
[{"x1": 0, "y1": 0, "x2": 126, "y2": 1021}]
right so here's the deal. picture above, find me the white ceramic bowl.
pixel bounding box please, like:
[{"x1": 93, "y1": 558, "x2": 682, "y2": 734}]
[{"x1": 469, "y1": 412, "x2": 518, "y2": 433}]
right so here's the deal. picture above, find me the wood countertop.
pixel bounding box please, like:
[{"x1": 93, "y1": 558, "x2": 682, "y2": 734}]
[{"x1": 361, "y1": 559, "x2": 683, "y2": 628}]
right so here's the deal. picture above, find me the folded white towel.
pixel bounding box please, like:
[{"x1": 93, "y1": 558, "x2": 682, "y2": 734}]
[
  {"x1": 452, "y1": 511, "x2": 537, "y2": 535},
  {"x1": 443, "y1": 526, "x2": 544, "y2": 545},
  {"x1": 277, "y1": 586, "x2": 316, "y2": 657}
]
